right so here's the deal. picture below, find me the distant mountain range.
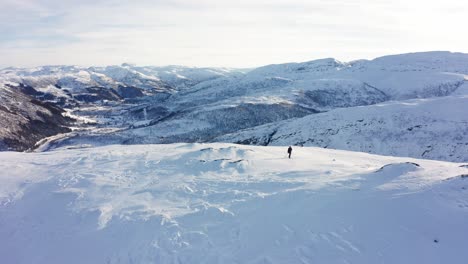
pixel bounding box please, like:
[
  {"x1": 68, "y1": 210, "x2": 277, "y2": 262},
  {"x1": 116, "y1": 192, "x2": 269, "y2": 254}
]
[{"x1": 1, "y1": 51, "x2": 467, "y2": 162}]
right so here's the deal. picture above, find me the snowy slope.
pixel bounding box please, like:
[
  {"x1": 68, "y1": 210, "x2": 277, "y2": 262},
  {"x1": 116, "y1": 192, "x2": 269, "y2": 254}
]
[
  {"x1": 216, "y1": 95, "x2": 468, "y2": 162},
  {"x1": 1, "y1": 143, "x2": 468, "y2": 263}
]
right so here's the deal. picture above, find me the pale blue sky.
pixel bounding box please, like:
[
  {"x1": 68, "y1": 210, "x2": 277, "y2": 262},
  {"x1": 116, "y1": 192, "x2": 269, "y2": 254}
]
[{"x1": 1, "y1": 0, "x2": 467, "y2": 68}]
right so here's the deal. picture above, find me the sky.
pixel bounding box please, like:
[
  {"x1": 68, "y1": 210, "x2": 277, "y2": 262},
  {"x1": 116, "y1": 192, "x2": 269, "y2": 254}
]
[{"x1": 1, "y1": 0, "x2": 467, "y2": 68}]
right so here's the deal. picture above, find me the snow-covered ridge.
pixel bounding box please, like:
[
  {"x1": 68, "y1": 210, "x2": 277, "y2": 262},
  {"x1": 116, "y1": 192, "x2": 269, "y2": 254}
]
[
  {"x1": 1, "y1": 64, "x2": 244, "y2": 91},
  {"x1": 171, "y1": 51, "x2": 468, "y2": 108},
  {"x1": 1, "y1": 143, "x2": 467, "y2": 263}
]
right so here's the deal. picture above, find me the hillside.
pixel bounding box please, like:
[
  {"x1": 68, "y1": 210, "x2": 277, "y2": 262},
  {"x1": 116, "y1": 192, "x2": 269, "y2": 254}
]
[
  {"x1": 1, "y1": 144, "x2": 467, "y2": 263},
  {"x1": 216, "y1": 95, "x2": 468, "y2": 162},
  {"x1": 0, "y1": 83, "x2": 73, "y2": 151}
]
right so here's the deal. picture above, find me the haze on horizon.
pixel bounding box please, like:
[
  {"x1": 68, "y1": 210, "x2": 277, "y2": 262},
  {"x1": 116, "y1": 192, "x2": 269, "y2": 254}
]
[{"x1": 1, "y1": 0, "x2": 467, "y2": 68}]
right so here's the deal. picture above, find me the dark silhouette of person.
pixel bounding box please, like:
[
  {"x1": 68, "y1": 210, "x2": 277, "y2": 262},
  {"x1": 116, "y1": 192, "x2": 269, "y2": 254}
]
[{"x1": 287, "y1": 146, "x2": 292, "y2": 159}]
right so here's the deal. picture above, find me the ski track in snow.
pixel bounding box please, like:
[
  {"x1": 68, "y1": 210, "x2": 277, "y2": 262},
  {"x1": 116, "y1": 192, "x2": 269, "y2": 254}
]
[{"x1": 1, "y1": 143, "x2": 468, "y2": 264}]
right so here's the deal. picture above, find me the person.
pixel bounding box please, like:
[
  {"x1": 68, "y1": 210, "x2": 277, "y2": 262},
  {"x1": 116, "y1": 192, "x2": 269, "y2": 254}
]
[{"x1": 287, "y1": 146, "x2": 292, "y2": 159}]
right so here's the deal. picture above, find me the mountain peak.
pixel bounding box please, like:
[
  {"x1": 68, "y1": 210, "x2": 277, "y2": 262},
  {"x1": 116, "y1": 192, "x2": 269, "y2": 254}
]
[{"x1": 121, "y1": 63, "x2": 136, "y2": 68}]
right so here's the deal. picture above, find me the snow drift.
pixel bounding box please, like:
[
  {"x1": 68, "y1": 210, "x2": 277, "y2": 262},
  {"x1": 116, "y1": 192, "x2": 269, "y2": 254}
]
[{"x1": 1, "y1": 143, "x2": 468, "y2": 263}]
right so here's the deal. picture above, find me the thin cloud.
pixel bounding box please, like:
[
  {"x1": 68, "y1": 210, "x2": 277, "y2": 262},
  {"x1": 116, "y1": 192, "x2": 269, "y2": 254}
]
[{"x1": 1, "y1": 0, "x2": 467, "y2": 68}]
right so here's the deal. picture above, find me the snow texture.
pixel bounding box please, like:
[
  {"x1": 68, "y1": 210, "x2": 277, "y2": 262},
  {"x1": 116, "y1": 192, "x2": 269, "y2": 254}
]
[{"x1": 1, "y1": 143, "x2": 468, "y2": 264}]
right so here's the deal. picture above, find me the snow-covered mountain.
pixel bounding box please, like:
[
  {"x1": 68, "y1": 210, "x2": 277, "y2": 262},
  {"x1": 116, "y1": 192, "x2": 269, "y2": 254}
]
[
  {"x1": 0, "y1": 64, "x2": 245, "y2": 150},
  {"x1": 2, "y1": 52, "x2": 468, "y2": 263},
  {"x1": 0, "y1": 64, "x2": 244, "y2": 103},
  {"x1": 1, "y1": 143, "x2": 467, "y2": 263},
  {"x1": 120, "y1": 52, "x2": 466, "y2": 141},
  {"x1": 41, "y1": 51, "x2": 468, "y2": 157},
  {"x1": 1, "y1": 51, "x2": 468, "y2": 162},
  {"x1": 168, "y1": 51, "x2": 468, "y2": 110}
]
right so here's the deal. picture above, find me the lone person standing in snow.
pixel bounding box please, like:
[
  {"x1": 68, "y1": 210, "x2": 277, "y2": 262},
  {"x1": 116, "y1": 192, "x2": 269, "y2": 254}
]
[{"x1": 287, "y1": 146, "x2": 293, "y2": 159}]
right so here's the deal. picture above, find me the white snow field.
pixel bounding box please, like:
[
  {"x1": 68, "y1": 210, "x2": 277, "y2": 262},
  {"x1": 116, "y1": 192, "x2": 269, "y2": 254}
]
[{"x1": 1, "y1": 143, "x2": 468, "y2": 264}]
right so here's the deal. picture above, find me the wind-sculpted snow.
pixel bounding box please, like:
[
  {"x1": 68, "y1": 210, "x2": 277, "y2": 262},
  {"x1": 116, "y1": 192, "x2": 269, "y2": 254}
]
[
  {"x1": 217, "y1": 95, "x2": 468, "y2": 162},
  {"x1": 0, "y1": 144, "x2": 467, "y2": 263}
]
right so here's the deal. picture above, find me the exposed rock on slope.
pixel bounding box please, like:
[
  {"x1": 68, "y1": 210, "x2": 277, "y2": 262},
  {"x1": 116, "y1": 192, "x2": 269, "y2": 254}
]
[{"x1": 0, "y1": 84, "x2": 73, "y2": 151}]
